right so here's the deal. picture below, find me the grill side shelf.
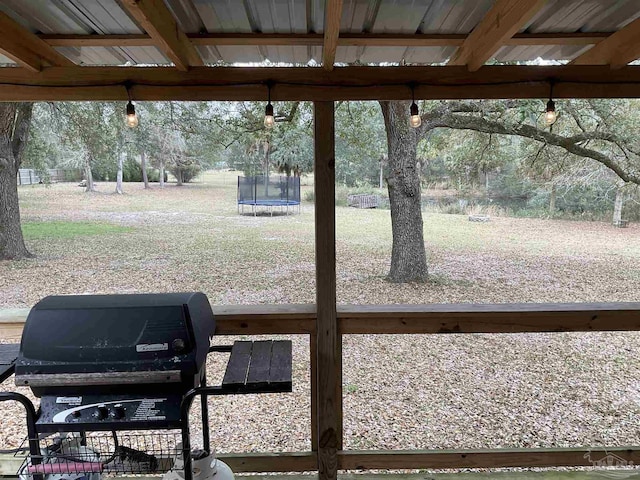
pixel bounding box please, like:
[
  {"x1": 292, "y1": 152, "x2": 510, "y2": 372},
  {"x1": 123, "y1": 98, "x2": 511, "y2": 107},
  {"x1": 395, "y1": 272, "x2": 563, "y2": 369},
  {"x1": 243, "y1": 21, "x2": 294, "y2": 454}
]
[
  {"x1": 221, "y1": 341, "x2": 252, "y2": 391},
  {"x1": 221, "y1": 340, "x2": 292, "y2": 393}
]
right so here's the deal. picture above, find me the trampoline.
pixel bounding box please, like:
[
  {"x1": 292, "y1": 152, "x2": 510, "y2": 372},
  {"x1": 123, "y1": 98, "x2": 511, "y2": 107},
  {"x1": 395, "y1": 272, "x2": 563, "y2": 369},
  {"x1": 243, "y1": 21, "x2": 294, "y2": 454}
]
[{"x1": 237, "y1": 175, "x2": 301, "y2": 216}]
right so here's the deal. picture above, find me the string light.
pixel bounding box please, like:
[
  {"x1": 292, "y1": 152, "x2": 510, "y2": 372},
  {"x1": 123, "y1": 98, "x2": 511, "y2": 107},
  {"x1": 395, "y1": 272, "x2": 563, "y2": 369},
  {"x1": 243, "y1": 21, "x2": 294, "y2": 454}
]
[
  {"x1": 125, "y1": 84, "x2": 138, "y2": 128},
  {"x1": 409, "y1": 84, "x2": 421, "y2": 128},
  {"x1": 264, "y1": 82, "x2": 275, "y2": 129},
  {"x1": 545, "y1": 81, "x2": 557, "y2": 126}
]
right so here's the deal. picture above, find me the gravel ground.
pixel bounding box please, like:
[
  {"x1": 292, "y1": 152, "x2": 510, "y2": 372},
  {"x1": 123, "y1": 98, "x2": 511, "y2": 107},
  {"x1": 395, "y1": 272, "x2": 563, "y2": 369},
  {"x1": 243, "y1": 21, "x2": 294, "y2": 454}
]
[{"x1": 1, "y1": 175, "x2": 640, "y2": 464}]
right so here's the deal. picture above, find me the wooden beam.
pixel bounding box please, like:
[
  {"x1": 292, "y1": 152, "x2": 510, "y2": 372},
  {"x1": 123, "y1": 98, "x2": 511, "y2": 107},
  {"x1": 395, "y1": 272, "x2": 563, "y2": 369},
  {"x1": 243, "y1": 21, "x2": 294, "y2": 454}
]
[
  {"x1": 571, "y1": 17, "x2": 640, "y2": 68},
  {"x1": 338, "y1": 302, "x2": 640, "y2": 334},
  {"x1": 119, "y1": 0, "x2": 203, "y2": 71},
  {"x1": 218, "y1": 452, "x2": 317, "y2": 472},
  {"x1": 322, "y1": 0, "x2": 343, "y2": 71},
  {"x1": 338, "y1": 447, "x2": 640, "y2": 470},
  {"x1": 448, "y1": 0, "x2": 548, "y2": 71},
  {"x1": 4, "y1": 303, "x2": 640, "y2": 338},
  {"x1": 314, "y1": 101, "x2": 340, "y2": 480},
  {"x1": 38, "y1": 32, "x2": 610, "y2": 48},
  {"x1": 214, "y1": 304, "x2": 316, "y2": 334},
  {"x1": 310, "y1": 333, "x2": 319, "y2": 452},
  {"x1": 0, "y1": 11, "x2": 74, "y2": 71},
  {"x1": 510, "y1": 32, "x2": 609, "y2": 46},
  {"x1": 4, "y1": 65, "x2": 640, "y2": 101}
]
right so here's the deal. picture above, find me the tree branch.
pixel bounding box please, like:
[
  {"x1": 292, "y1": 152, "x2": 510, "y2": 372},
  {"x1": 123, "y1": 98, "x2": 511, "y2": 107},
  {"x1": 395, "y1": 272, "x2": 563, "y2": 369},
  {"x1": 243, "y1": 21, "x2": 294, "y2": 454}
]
[{"x1": 422, "y1": 112, "x2": 640, "y2": 185}]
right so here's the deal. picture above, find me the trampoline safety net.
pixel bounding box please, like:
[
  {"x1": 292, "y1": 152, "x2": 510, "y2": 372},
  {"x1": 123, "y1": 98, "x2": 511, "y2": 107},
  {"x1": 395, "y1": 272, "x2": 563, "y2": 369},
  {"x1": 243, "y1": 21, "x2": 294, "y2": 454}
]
[{"x1": 237, "y1": 176, "x2": 301, "y2": 215}]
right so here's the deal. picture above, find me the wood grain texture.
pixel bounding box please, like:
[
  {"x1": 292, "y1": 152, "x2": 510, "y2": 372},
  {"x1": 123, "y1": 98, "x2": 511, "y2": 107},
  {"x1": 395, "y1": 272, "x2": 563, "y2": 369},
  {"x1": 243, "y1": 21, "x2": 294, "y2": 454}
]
[
  {"x1": 310, "y1": 332, "x2": 318, "y2": 452},
  {"x1": 571, "y1": 16, "x2": 640, "y2": 68},
  {"x1": 3, "y1": 303, "x2": 640, "y2": 336},
  {"x1": 0, "y1": 11, "x2": 74, "y2": 71},
  {"x1": 314, "y1": 101, "x2": 340, "y2": 480},
  {"x1": 338, "y1": 447, "x2": 640, "y2": 469},
  {"x1": 37, "y1": 32, "x2": 610, "y2": 48},
  {"x1": 4, "y1": 65, "x2": 640, "y2": 102},
  {"x1": 448, "y1": 0, "x2": 548, "y2": 71},
  {"x1": 119, "y1": 0, "x2": 203, "y2": 71},
  {"x1": 222, "y1": 341, "x2": 252, "y2": 388},
  {"x1": 338, "y1": 302, "x2": 640, "y2": 334},
  {"x1": 322, "y1": 0, "x2": 343, "y2": 71}
]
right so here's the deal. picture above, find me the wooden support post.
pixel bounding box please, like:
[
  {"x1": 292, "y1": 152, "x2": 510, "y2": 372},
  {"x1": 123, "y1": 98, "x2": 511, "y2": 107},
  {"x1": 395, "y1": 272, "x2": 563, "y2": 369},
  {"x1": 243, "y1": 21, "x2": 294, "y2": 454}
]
[
  {"x1": 310, "y1": 332, "x2": 318, "y2": 451},
  {"x1": 314, "y1": 101, "x2": 340, "y2": 480}
]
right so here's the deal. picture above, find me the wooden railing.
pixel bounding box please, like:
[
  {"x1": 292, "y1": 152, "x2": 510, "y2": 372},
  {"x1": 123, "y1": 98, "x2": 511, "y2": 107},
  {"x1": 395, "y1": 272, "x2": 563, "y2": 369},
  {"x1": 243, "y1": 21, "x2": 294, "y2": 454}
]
[{"x1": 2, "y1": 303, "x2": 640, "y2": 473}]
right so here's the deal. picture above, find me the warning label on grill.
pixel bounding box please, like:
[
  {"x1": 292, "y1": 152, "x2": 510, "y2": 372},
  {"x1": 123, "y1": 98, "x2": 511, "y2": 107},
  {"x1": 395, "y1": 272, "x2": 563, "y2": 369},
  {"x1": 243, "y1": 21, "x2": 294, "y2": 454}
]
[
  {"x1": 56, "y1": 396, "x2": 82, "y2": 405},
  {"x1": 132, "y1": 398, "x2": 167, "y2": 421},
  {"x1": 136, "y1": 343, "x2": 168, "y2": 352}
]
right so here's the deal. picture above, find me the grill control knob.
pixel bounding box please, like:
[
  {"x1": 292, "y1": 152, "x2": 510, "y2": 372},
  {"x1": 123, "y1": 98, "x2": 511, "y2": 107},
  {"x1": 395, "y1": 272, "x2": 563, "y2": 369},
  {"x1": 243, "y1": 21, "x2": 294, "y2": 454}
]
[
  {"x1": 114, "y1": 405, "x2": 125, "y2": 420},
  {"x1": 96, "y1": 405, "x2": 109, "y2": 420}
]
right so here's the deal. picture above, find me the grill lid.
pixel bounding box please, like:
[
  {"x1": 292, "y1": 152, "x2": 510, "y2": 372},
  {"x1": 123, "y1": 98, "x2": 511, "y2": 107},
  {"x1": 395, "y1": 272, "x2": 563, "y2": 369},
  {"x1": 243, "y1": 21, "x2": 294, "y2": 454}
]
[{"x1": 15, "y1": 292, "x2": 215, "y2": 397}]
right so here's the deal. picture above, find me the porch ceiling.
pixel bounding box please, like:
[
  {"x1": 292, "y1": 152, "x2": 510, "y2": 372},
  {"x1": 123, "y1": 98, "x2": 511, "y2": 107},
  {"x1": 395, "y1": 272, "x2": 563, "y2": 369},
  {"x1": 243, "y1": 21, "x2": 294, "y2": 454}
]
[{"x1": 1, "y1": 0, "x2": 640, "y2": 100}]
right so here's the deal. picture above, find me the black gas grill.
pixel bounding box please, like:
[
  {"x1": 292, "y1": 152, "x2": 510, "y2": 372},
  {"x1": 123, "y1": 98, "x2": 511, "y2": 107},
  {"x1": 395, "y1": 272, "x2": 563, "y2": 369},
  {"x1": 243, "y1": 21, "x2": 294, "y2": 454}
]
[{"x1": 0, "y1": 293, "x2": 292, "y2": 480}]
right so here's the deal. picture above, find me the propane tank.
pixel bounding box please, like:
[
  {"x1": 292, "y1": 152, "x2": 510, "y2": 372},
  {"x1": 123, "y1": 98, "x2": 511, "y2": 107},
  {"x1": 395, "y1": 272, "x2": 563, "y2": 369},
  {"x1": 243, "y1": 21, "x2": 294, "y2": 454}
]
[{"x1": 163, "y1": 447, "x2": 234, "y2": 480}]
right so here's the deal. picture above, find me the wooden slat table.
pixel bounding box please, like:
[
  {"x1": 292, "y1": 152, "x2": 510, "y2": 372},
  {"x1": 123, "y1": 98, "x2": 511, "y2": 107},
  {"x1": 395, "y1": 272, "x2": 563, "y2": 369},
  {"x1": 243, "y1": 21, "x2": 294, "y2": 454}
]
[
  {"x1": 222, "y1": 340, "x2": 292, "y2": 393},
  {"x1": 0, "y1": 344, "x2": 19, "y2": 384}
]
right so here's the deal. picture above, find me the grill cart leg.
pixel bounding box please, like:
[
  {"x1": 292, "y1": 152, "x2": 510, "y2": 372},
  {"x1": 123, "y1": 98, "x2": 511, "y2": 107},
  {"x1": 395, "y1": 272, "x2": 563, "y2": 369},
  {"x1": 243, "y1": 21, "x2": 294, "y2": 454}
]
[
  {"x1": 180, "y1": 386, "x2": 227, "y2": 480},
  {"x1": 200, "y1": 371, "x2": 211, "y2": 454},
  {"x1": 0, "y1": 392, "x2": 42, "y2": 480}
]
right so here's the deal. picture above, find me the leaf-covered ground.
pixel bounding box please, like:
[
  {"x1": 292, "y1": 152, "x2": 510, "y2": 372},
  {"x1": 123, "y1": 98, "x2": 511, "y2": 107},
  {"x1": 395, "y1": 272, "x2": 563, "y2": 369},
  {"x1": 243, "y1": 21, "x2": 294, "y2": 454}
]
[{"x1": 1, "y1": 171, "x2": 640, "y2": 456}]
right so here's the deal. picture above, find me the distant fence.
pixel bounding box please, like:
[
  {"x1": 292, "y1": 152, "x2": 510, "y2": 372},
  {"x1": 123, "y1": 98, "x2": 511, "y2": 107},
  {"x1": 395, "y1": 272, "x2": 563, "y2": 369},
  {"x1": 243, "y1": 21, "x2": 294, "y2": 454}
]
[{"x1": 17, "y1": 168, "x2": 82, "y2": 185}]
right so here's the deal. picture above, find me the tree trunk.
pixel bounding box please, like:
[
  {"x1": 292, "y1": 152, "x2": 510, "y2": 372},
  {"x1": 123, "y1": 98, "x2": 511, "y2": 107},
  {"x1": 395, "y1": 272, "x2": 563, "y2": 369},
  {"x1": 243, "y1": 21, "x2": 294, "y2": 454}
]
[
  {"x1": 141, "y1": 150, "x2": 150, "y2": 188},
  {"x1": 84, "y1": 158, "x2": 95, "y2": 192},
  {"x1": 176, "y1": 169, "x2": 183, "y2": 186},
  {"x1": 0, "y1": 102, "x2": 33, "y2": 260},
  {"x1": 159, "y1": 161, "x2": 165, "y2": 188},
  {"x1": 613, "y1": 187, "x2": 625, "y2": 223},
  {"x1": 115, "y1": 149, "x2": 124, "y2": 195},
  {"x1": 549, "y1": 183, "x2": 556, "y2": 213},
  {"x1": 379, "y1": 100, "x2": 428, "y2": 282}
]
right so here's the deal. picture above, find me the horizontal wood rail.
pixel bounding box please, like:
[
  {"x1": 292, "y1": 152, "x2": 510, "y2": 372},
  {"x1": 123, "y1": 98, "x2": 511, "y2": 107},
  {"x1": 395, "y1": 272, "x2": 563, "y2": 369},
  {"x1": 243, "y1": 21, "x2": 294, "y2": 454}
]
[
  {"x1": 3, "y1": 302, "x2": 640, "y2": 336},
  {"x1": 338, "y1": 448, "x2": 640, "y2": 470},
  {"x1": 2, "y1": 302, "x2": 640, "y2": 474}
]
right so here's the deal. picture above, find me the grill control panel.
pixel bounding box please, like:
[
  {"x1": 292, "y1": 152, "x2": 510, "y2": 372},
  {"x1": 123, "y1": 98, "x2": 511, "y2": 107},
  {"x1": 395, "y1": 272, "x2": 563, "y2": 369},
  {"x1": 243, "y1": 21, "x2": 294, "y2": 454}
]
[{"x1": 36, "y1": 395, "x2": 183, "y2": 432}]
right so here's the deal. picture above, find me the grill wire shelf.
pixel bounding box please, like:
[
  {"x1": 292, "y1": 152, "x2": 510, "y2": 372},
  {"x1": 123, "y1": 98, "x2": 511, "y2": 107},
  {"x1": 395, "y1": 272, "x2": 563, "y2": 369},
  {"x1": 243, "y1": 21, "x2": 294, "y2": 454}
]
[{"x1": 18, "y1": 432, "x2": 182, "y2": 477}]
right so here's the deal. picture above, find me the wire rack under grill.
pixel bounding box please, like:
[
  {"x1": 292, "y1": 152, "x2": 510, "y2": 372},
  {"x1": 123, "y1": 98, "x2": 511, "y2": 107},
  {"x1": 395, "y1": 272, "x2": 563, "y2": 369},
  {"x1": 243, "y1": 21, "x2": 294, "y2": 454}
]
[{"x1": 18, "y1": 431, "x2": 182, "y2": 477}]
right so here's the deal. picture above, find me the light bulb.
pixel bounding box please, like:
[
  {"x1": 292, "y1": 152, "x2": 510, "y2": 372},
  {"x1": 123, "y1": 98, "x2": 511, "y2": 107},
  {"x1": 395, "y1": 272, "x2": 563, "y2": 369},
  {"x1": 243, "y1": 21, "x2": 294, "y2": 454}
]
[
  {"x1": 126, "y1": 101, "x2": 138, "y2": 128},
  {"x1": 409, "y1": 101, "x2": 421, "y2": 128},
  {"x1": 545, "y1": 99, "x2": 556, "y2": 125},
  {"x1": 264, "y1": 102, "x2": 274, "y2": 128}
]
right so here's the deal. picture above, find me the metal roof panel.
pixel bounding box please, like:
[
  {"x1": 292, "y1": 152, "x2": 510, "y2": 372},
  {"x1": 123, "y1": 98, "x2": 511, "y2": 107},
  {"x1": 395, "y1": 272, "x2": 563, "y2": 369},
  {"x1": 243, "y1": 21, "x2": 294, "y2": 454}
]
[{"x1": 55, "y1": 46, "x2": 169, "y2": 65}]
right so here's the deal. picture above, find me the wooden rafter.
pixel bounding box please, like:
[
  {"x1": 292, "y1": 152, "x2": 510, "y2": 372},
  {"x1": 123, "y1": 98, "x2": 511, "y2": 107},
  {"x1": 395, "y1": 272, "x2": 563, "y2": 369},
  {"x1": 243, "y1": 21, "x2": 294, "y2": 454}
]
[
  {"x1": 0, "y1": 11, "x2": 74, "y2": 72},
  {"x1": 571, "y1": 17, "x2": 640, "y2": 68},
  {"x1": 2, "y1": 65, "x2": 640, "y2": 101},
  {"x1": 448, "y1": 0, "x2": 548, "y2": 71},
  {"x1": 119, "y1": 0, "x2": 203, "y2": 71},
  {"x1": 322, "y1": 0, "x2": 343, "y2": 71},
  {"x1": 37, "y1": 32, "x2": 610, "y2": 48}
]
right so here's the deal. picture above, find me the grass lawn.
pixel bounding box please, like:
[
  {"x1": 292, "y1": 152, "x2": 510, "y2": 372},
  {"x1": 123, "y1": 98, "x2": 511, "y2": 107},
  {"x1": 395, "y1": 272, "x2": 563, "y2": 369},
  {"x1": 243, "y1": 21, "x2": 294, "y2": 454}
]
[
  {"x1": 22, "y1": 221, "x2": 133, "y2": 239},
  {"x1": 3, "y1": 170, "x2": 638, "y2": 307},
  {"x1": 2, "y1": 170, "x2": 640, "y2": 457}
]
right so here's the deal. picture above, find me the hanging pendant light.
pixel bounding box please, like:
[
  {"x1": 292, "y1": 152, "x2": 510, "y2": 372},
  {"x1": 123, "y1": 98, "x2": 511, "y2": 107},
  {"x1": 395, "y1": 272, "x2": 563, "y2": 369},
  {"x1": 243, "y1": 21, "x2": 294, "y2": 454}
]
[
  {"x1": 409, "y1": 84, "x2": 421, "y2": 128},
  {"x1": 264, "y1": 82, "x2": 275, "y2": 129},
  {"x1": 545, "y1": 81, "x2": 557, "y2": 126},
  {"x1": 125, "y1": 84, "x2": 138, "y2": 128}
]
